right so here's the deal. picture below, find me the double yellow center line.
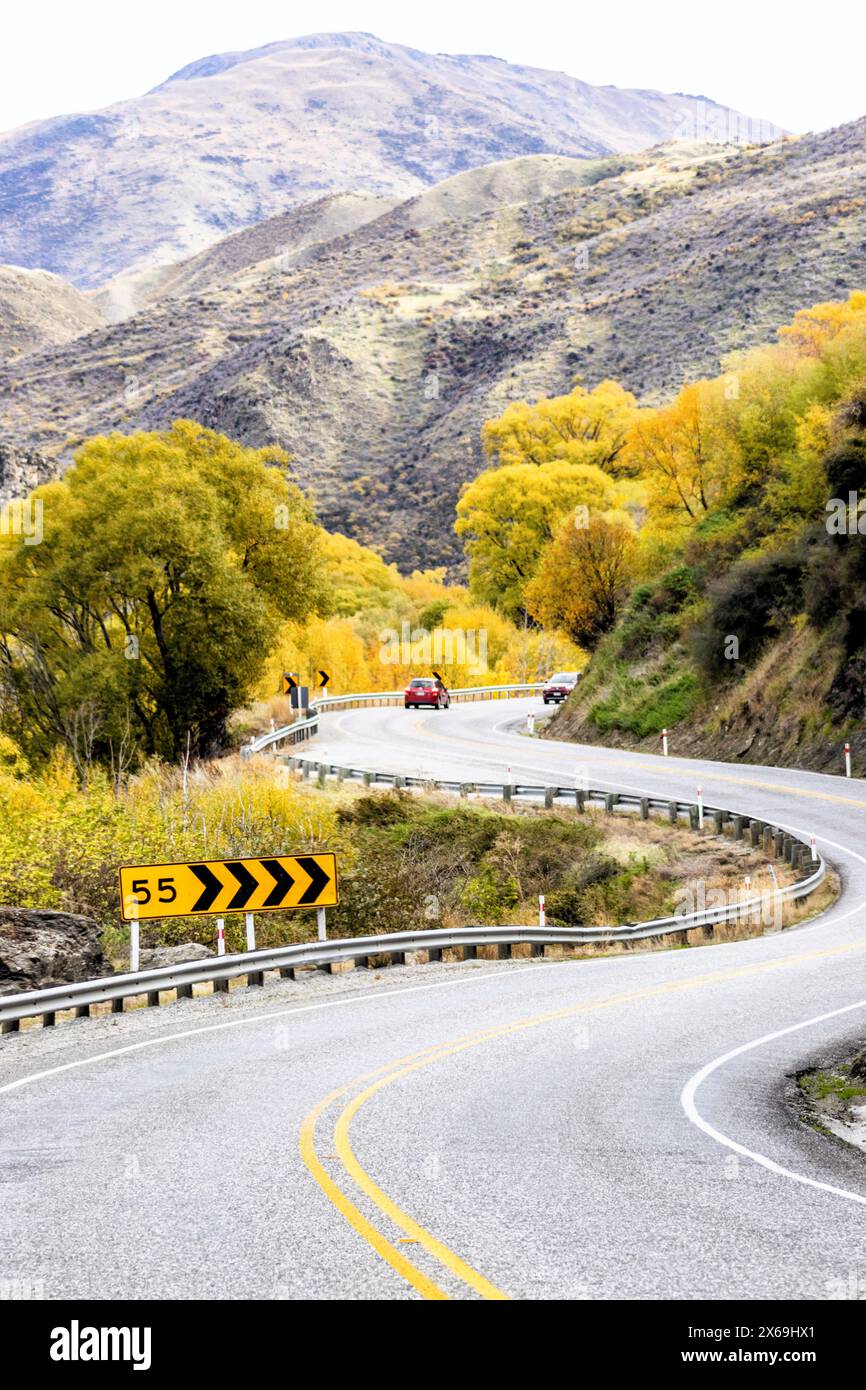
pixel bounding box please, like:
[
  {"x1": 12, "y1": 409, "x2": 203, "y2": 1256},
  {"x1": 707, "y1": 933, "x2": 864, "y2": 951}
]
[{"x1": 299, "y1": 937, "x2": 866, "y2": 1300}]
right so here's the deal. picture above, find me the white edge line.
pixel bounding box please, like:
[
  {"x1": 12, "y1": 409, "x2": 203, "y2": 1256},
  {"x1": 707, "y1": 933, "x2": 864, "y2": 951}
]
[
  {"x1": 681, "y1": 998, "x2": 866, "y2": 1207},
  {"x1": 0, "y1": 962, "x2": 550, "y2": 1099}
]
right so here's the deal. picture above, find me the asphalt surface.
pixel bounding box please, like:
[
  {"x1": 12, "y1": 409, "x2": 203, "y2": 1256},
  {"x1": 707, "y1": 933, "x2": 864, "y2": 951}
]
[{"x1": 2, "y1": 697, "x2": 866, "y2": 1301}]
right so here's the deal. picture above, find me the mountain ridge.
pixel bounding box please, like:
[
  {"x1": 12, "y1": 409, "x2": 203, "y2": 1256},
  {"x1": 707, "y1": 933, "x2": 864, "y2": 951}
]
[
  {"x1": 2, "y1": 117, "x2": 863, "y2": 573},
  {"x1": 0, "y1": 31, "x2": 782, "y2": 289}
]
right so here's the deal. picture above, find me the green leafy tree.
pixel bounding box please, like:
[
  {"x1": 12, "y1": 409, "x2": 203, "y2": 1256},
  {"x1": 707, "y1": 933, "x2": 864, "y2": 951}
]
[
  {"x1": 0, "y1": 422, "x2": 323, "y2": 769},
  {"x1": 455, "y1": 461, "x2": 620, "y2": 618}
]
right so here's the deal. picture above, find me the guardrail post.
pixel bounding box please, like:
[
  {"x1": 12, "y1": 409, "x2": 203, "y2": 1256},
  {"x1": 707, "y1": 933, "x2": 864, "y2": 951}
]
[
  {"x1": 427, "y1": 947, "x2": 443, "y2": 963},
  {"x1": 317, "y1": 764, "x2": 327, "y2": 787},
  {"x1": 176, "y1": 985, "x2": 193, "y2": 1001},
  {"x1": 668, "y1": 802, "x2": 678, "y2": 824},
  {"x1": 247, "y1": 970, "x2": 264, "y2": 988},
  {"x1": 531, "y1": 942, "x2": 545, "y2": 958},
  {"x1": 390, "y1": 950, "x2": 406, "y2": 966},
  {"x1": 640, "y1": 798, "x2": 650, "y2": 821},
  {"x1": 713, "y1": 809, "x2": 724, "y2": 834},
  {"x1": 575, "y1": 789, "x2": 585, "y2": 813},
  {"x1": 337, "y1": 766, "x2": 349, "y2": 781},
  {"x1": 75, "y1": 1004, "x2": 90, "y2": 1019},
  {"x1": 763, "y1": 826, "x2": 774, "y2": 853},
  {"x1": 605, "y1": 794, "x2": 618, "y2": 814},
  {"x1": 773, "y1": 829, "x2": 784, "y2": 858},
  {"x1": 544, "y1": 787, "x2": 555, "y2": 809},
  {"x1": 1, "y1": 1019, "x2": 19, "y2": 1035},
  {"x1": 750, "y1": 820, "x2": 763, "y2": 847},
  {"x1": 362, "y1": 772, "x2": 372, "y2": 787},
  {"x1": 278, "y1": 967, "x2": 295, "y2": 981},
  {"x1": 732, "y1": 815, "x2": 744, "y2": 841},
  {"x1": 43, "y1": 1011, "x2": 56, "y2": 1028},
  {"x1": 688, "y1": 805, "x2": 699, "y2": 831},
  {"x1": 498, "y1": 943, "x2": 510, "y2": 960},
  {"x1": 502, "y1": 783, "x2": 513, "y2": 803},
  {"x1": 111, "y1": 997, "x2": 124, "y2": 1014},
  {"x1": 147, "y1": 991, "x2": 160, "y2": 1008},
  {"x1": 463, "y1": 943, "x2": 477, "y2": 961}
]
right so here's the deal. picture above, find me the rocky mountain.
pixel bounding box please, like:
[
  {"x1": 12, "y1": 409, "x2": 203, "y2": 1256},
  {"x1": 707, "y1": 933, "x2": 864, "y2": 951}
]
[
  {"x1": 0, "y1": 31, "x2": 780, "y2": 289},
  {"x1": 0, "y1": 264, "x2": 105, "y2": 360},
  {"x1": 1, "y1": 119, "x2": 863, "y2": 572}
]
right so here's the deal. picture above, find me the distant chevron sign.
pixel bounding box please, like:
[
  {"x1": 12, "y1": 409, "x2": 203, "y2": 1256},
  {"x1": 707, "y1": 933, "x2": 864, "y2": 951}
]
[{"x1": 118, "y1": 853, "x2": 339, "y2": 921}]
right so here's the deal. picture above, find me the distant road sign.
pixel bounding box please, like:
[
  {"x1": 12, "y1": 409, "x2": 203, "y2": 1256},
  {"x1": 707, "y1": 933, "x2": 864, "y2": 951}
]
[
  {"x1": 283, "y1": 672, "x2": 298, "y2": 695},
  {"x1": 119, "y1": 853, "x2": 339, "y2": 921},
  {"x1": 318, "y1": 670, "x2": 330, "y2": 688}
]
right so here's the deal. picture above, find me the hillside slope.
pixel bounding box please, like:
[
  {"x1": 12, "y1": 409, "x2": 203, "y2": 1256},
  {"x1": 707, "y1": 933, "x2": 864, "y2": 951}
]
[
  {"x1": 0, "y1": 265, "x2": 105, "y2": 360},
  {"x1": 0, "y1": 30, "x2": 780, "y2": 288},
  {"x1": 1, "y1": 122, "x2": 864, "y2": 571}
]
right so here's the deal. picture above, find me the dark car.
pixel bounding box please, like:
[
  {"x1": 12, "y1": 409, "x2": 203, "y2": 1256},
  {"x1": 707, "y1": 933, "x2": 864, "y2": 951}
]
[
  {"x1": 404, "y1": 677, "x2": 451, "y2": 710},
  {"x1": 542, "y1": 671, "x2": 580, "y2": 704}
]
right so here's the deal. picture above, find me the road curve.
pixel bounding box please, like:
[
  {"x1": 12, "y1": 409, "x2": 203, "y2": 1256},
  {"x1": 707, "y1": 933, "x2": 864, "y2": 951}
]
[{"x1": 2, "y1": 698, "x2": 866, "y2": 1301}]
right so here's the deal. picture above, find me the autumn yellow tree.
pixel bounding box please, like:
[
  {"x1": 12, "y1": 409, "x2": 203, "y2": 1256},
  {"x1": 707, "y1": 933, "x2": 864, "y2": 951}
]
[
  {"x1": 525, "y1": 515, "x2": 637, "y2": 649},
  {"x1": 482, "y1": 380, "x2": 637, "y2": 473},
  {"x1": 455, "y1": 461, "x2": 623, "y2": 618},
  {"x1": 623, "y1": 381, "x2": 735, "y2": 520}
]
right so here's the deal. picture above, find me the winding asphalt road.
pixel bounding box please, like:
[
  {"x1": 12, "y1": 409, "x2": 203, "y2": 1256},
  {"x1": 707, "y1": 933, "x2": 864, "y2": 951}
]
[{"x1": 2, "y1": 698, "x2": 866, "y2": 1301}]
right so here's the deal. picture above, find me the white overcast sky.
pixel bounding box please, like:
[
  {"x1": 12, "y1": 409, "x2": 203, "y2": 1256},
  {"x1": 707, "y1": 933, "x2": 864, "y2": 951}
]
[{"x1": 0, "y1": 0, "x2": 862, "y2": 136}]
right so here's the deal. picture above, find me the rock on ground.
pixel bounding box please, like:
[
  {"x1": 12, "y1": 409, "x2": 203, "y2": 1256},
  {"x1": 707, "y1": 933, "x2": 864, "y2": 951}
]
[{"x1": 0, "y1": 906, "x2": 107, "y2": 994}]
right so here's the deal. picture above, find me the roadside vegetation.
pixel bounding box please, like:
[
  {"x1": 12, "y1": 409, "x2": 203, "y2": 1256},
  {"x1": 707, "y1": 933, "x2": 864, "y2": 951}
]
[
  {"x1": 456, "y1": 291, "x2": 866, "y2": 768},
  {"x1": 0, "y1": 755, "x2": 783, "y2": 966}
]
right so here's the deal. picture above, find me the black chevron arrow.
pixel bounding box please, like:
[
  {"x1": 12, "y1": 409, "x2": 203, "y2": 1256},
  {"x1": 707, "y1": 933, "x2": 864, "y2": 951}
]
[
  {"x1": 224, "y1": 861, "x2": 259, "y2": 910},
  {"x1": 260, "y1": 858, "x2": 295, "y2": 908},
  {"x1": 189, "y1": 863, "x2": 223, "y2": 913},
  {"x1": 296, "y1": 855, "x2": 332, "y2": 905}
]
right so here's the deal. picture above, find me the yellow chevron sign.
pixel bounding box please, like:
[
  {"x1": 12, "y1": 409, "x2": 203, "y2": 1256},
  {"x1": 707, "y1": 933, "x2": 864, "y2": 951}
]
[{"x1": 119, "y1": 853, "x2": 338, "y2": 921}]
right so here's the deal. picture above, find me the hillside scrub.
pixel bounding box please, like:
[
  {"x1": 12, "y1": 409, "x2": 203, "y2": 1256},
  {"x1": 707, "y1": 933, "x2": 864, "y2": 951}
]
[
  {"x1": 0, "y1": 758, "x2": 768, "y2": 965},
  {"x1": 520, "y1": 292, "x2": 866, "y2": 767}
]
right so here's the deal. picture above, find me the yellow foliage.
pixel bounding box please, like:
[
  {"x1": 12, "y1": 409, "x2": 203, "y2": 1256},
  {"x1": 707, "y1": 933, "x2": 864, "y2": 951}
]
[{"x1": 482, "y1": 379, "x2": 637, "y2": 472}]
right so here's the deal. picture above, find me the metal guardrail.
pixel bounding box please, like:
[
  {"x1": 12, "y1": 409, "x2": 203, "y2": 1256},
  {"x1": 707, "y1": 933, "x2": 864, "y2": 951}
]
[
  {"x1": 242, "y1": 683, "x2": 545, "y2": 757},
  {"x1": 0, "y1": 772, "x2": 825, "y2": 1031}
]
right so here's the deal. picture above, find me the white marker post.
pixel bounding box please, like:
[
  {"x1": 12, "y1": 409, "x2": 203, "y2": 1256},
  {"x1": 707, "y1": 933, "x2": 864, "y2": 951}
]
[
  {"x1": 527, "y1": 712, "x2": 535, "y2": 735},
  {"x1": 245, "y1": 912, "x2": 256, "y2": 952},
  {"x1": 216, "y1": 919, "x2": 226, "y2": 957},
  {"x1": 130, "y1": 919, "x2": 140, "y2": 974},
  {"x1": 845, "y1": 743, "x2": 852, "y2": 778},
  {"x1": 539, "y1": 894, "x2": 546, "y2": 929},
  {"x1": 810, "y1": 836, "x2": 818, "y2": 863},
  {"x1": 662, "y1": 729, "x2": 669, "y2": 757},
  {"x1": 317, "y1": 907, "x2": 327, "y2": 942},
  {"x1": 697, "y1": 786, "x2": 704, "y2": 829}
]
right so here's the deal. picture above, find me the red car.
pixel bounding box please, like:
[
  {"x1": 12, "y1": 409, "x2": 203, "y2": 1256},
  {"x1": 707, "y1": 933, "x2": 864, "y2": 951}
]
[
  {"x1": 543, "y1": 671, "x2": 580, "y2": 704},
  {"x1": 404, "y1": 677, "x2": 451, "y2": 709}
]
